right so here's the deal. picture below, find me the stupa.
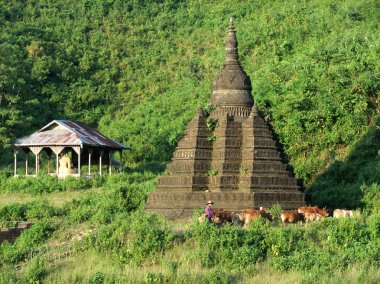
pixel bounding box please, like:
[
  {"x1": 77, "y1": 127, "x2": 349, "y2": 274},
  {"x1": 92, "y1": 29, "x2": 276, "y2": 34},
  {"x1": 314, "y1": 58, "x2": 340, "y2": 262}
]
[{"x1": 146, "y1": 19, "x2": 305, "y2": 219}]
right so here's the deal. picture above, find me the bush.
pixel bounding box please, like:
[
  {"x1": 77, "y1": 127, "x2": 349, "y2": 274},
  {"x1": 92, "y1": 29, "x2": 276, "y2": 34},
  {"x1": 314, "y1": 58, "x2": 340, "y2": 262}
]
[
  {"x1": 0, "y1": 174, "x2": 103, "y2": 194},
  {"x1": 0, "y1": 204, "x2": 28, "y2": 221},
  {"x1": 265, "y1": 225, "x2": 304, "y2": 259},
  {"x1": 88, "y1": 271, "x2": 105, "y2": 284},
  {"x1": 124, "y1": 211, "x2": 176, "y2": 264},
  {"x1": 267, "y1": 203, "x2": 282, "y2": 225},
  {"x1": 270, "y1": 217, "x2": 379, "y2": 274},
  {"x1": 189, "y1": 218, "x2": 268, "y2": 270},
  {"x1": 145, "y1": 272, "x2": 164, "y2": 284},
  {"x1": 63, "y1": 172, "x2": 156, "y2": 224},
  {"x1": 201, "y1": 269, "x2": 233, "y2": 284},
  {"x1": 362, "y1": 183, "x2": 380, "y2": 214},
  {"x1": 84, "y1": 212, "x2": 175, "y2": 265},
  {"x1": 0, "y1": 201, "x2": 58, "y2": 222},
  {"x1": 24, "y1": 256, "x2": 47, "y2": 283},
  {"x1": 0, "y1": 219, "x2": 55, "y2": 264}
]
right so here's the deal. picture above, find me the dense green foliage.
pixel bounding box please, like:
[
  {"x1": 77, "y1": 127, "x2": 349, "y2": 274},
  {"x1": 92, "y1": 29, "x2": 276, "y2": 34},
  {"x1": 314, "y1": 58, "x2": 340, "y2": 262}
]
[
  {"x1": 309, "y1": 118, "x2": 380, "y2": 208},
  {"x1": 0, "y1": 219, "x2": 55, "y2": 264},
  {"x1": 1, "y1": 0, "x2": 379, "y2": 185},
  {"x1": 0, "y1": 171, "x2": 379, "y2": 283},
  {"x1": 0, "y1": 173, "x2": 101, "y2": 194},
  {"x1": 0, "y1": 0, "x2": 380, "y2": 283}
]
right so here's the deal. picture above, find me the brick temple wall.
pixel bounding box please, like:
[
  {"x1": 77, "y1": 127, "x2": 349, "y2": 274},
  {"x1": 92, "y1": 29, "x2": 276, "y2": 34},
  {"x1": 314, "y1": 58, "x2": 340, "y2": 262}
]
[{"x1": 0, "y1": 222, "x2": 34, "y2": 243}]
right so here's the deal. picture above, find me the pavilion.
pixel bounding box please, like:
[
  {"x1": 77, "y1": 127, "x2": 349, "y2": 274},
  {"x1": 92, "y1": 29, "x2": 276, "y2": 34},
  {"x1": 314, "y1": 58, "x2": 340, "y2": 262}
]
[{"x1": 13, "y1": 120, "x2": 128, "y2": 178}]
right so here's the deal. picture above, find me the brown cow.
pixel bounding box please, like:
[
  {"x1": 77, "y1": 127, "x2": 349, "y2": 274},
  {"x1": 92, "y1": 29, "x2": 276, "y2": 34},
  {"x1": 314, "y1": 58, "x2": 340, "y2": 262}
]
[
  {"x1": 198, "y1": 213, "x2": 221, "y2": 225},
  {"x1": 259, "y1": 207, "x2": 273, "y2": 222},
  {"x1": 198, "y1": 213, "x2": 207, "y2": 224},
  {"x1": 298, "y1": 206, "x2": 328, "y2": 217},
  {"x1": 304, "y1": 212, "x2": 325, "y2": 222},
  {"x1": 281, "y1": 210, "x2": 304, "y2": 224},
  {"x1": 243, "y1": 209, "x2": 260, "y2": 227},
  {"x1": 241, "y1": 208, "x2": 272, "y2": 227},
  {"x1": 232, "y1": 212, "x2": 245, "y2": 226},
  {"x1": 213, "y1": 209, "x2": 233, "y2": 224}
]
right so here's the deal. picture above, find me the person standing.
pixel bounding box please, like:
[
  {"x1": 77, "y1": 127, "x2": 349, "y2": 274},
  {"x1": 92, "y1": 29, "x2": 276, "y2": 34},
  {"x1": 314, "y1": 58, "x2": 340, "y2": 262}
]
[{"x1": 205, "y1": 200, "x2": 214, "y2": 222}]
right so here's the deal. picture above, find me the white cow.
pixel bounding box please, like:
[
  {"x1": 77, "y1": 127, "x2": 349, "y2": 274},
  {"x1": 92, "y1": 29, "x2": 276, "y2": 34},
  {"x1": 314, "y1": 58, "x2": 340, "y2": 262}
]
[{"x1": 333, "y1": 209, "x2": 354, "y2": 218}]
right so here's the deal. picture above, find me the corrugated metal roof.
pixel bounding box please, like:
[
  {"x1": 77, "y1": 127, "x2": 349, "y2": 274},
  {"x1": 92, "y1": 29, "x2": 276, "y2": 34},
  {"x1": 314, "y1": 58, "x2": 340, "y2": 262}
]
[{"x1": 15, "y1": 120, "x2": 128, "y2": 149}]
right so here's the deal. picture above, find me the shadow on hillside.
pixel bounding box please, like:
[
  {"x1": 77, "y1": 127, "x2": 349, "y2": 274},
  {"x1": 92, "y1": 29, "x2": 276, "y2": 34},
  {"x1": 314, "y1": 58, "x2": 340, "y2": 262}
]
[{"x1": 307, "y1": 117, "x2": 380, "y2": 209}]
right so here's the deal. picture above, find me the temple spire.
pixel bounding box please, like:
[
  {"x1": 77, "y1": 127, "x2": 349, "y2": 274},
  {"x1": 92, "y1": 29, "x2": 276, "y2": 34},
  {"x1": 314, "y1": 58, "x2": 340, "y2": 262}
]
[
  {"x1": 225, "y1": 17, "x2": 239, "y2": 63},
  {"x1": 211, "y1": 18, "x2": 253, "y2": 107}
]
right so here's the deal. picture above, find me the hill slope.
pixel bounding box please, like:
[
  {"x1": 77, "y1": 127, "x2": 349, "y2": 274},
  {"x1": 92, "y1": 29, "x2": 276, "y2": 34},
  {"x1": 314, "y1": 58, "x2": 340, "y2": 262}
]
[{"x1": 0, "y1": 0, "x2": 379, "y2": 186}]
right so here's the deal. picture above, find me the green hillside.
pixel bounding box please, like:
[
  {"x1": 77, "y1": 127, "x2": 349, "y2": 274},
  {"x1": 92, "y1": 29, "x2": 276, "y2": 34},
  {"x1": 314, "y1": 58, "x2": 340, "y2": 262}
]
[
  {"x1": 1, "y1": 0, "x2": 379, "y2": 179},
  {"x1": 0, "y1": 1, "x2": 380, "y2": 282}
]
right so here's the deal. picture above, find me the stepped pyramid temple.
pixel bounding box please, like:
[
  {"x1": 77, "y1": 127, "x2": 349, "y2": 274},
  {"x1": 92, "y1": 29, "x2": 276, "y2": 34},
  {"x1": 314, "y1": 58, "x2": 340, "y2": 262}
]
[{"x1": 146, "y1": 19, "x2": 305, "y2": 218}]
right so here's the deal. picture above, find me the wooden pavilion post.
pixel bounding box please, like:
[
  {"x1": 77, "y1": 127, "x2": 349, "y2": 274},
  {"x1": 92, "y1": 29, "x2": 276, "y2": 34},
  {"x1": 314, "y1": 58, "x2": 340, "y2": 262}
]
[
  {"x1": 13, "y1": 149, "x2": 18, "y2": 176},
  {"x1": 88, "y1": 148, "x2": 93, "y2": 176},
  {"x1": 51, "y1": 146, "x2": 64, "y2": 177},
  {"x1": 108, "y1": 150, "x2": 112, "y2": 175},
  {"x1": 78, "y1": 148, "x2": 81, "y2": 176},
  {"x1": 29, "y1": 147, "x2": 43, "y2": 176},
  {"x1": 119, "y1": 150, "x2": 123, "y2": 173},
  {"x1": 35, "y1": 153, "x2": 38, "y2": 175},
  {"x1": 56, "y1": 153, "x2": 59, "y2": 176},
  {"x1": 25, "y1": 152, "x2": 29, "y2": 176},
  {"x1": 47, "y1": 153, "x2": 51, "y2": 174},
  {"x1": 99, "y1": 149, "x2": 104, "y2": 176}
]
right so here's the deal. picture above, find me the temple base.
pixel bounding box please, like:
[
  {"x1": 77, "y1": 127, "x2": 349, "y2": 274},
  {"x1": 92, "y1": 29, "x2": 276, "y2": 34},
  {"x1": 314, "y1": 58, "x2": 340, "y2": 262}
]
[{"x1": 145, "y1": 190, "x2": 305, "y2": 219}]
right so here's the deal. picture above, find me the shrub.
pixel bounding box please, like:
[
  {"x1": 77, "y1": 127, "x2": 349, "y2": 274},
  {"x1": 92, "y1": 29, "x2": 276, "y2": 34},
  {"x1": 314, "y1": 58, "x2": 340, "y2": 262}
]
[
  {"x1": 88, "y1": 271, "x2": 105, "y2": 284},
  {"x1": 0, "y1": 219, "x2": 55, "y2": 264},
  {"x1": 0, "y1": 174, "x2": 104, "y2": 194},
  {"x1": 367, "y1": 213, "x2": 380, "y2": 239},
  {"x1": 24, "y1": 256, "x2": 47, "y2": 283},
  {"x1": 63, "y1": 172, "x2": 156, "y2": 225},
  {"x1": 267, "y1": 203, "x2": 282, "y2": 225},
  {"x1": 0, "y1": 265, "x2": 17, "y2": 283},
  {"x1": 270, "y1": 217, "x2": 380, "y2": 274},
  {"x1": 125, "y1": 211, "x2": 176, "y2": 264},
  {"x1": 0, "y1": 201, "x2": 58, "y2": 222},
  {"x1": 83, "y1": 212, "x2": 175, "y2": 265},
  {"x1": 25, "y1": 200, "x2": 58, "y2": 220},
  {"x1": 190, "y1": 219, "x2": 268, "y2": 270},
  {"x1": 201, "y1": 269, "x2": 233, "y2": 284},
  {"x1": 362, "y1": 183, "x2": 380, "y2": 214},
  {"x1": 0, "y1": 204, "x2": 28, "y2": 221},
  {"x1": 145, "y1": 272, "x2": 164, "y2": 284},
  {"x1": 265, "y1": 225, "x2": 304, "y2": 259}
]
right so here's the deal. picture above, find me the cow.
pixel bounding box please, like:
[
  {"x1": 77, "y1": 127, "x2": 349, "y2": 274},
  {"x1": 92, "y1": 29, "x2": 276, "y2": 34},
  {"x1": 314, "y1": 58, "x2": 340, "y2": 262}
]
[
  {"x1": 198, "y1": 213, "x2": 221, "y2": 225},
  {"x1": 298, "y1": 206, "x2": 329, "y2": 217},
  {"x1": 304, "y1": 212, "x2": 324, "y2": 222},
  {"x1": 213, "y1": 209, "x2": 234, "y2": 224},
  {"x1": 241, "y1": 207, "x2": 272, "y2": 227},
  {"x1": 333, "y1": 209, "x2": 354, "y2": 218},
  {"x1": 259, "y1": 207, "x2": 273, "y2": 222},
  {"x1": 232, "y1": 212, "x2": 245, "y2": 226},
  {"x1": 242, "y1": 209, "x2": 261, "y2": 227},
  {"x1": 281, "y1": 210, "x2": 304, "y2": 224},
  {"x1": 198, "y1": 213, "x2": 207, "y2": 224}
]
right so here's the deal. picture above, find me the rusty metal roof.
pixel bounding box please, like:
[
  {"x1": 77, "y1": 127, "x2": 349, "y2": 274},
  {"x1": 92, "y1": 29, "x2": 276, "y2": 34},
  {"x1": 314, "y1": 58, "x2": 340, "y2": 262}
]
[{"x1": 14, "y1": 120, "x2": 128, "y2": 149}]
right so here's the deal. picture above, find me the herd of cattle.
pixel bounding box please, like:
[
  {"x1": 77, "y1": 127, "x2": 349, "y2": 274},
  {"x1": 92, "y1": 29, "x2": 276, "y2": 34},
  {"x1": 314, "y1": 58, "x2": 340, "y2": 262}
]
[{"x1": 198, "y1": 206, "x2": 356, "y2": 227}]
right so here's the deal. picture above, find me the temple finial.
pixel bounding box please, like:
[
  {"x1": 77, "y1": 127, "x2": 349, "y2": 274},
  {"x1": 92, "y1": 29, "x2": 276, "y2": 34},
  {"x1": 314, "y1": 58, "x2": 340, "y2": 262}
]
[
  {"x1": 229, "y1": 17, "x2": 234, "y2": 28},
  {"x1": 225, "y1": 18, "x2": 238, "y2": 63}
]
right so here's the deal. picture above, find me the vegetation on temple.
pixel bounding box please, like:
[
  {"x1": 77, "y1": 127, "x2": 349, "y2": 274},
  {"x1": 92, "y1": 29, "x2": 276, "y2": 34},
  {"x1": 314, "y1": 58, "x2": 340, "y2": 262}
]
[{"x1": 0, "y1": 0, "x2": 379, "y2": 282}]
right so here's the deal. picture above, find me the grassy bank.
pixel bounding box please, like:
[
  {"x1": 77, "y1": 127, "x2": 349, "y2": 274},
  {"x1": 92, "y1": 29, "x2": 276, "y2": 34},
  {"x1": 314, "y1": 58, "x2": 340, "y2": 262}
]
[{"x1": 0, "y1": 171, "x2": 379, "y2": 283}]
